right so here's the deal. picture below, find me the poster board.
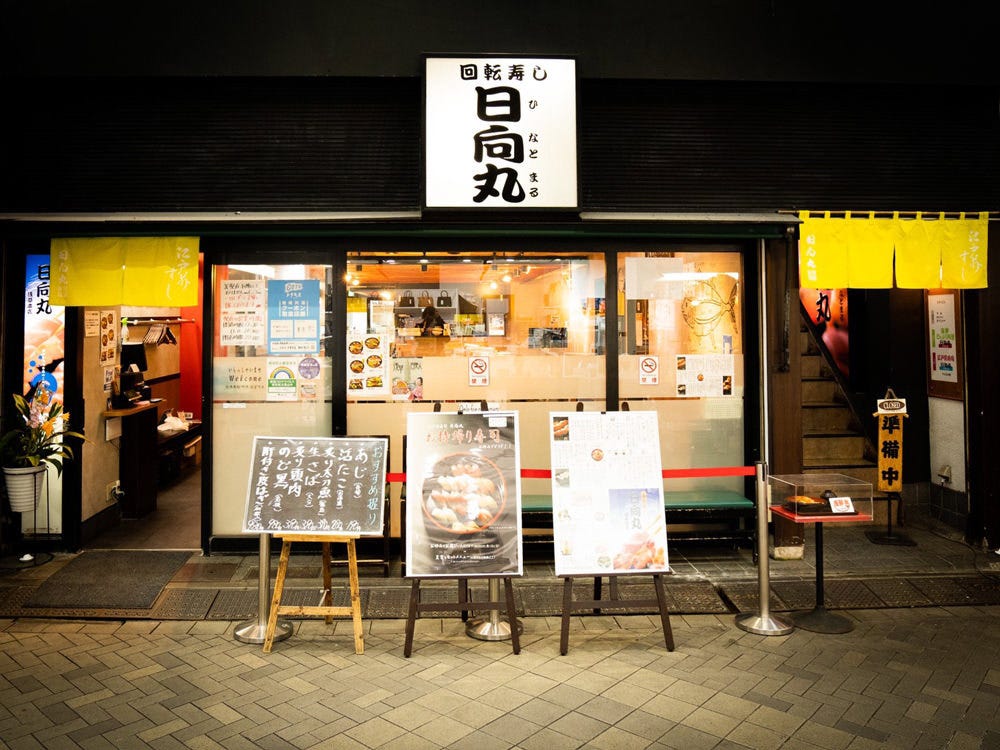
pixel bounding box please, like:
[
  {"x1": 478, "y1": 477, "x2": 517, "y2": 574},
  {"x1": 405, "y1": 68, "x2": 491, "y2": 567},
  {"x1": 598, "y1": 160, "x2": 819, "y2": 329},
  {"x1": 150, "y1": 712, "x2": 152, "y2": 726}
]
[
  {"x1": 405, "y1": 411, "x2": 522, "y2": 577},
  {"x1": 549, "y1": 410, "x2": 669, "y2": 576},
  {"x1": 926, "y1": 290, "x2": 963, "y2": 400},
  {"x1": 242, "y1": 436, "x2": 387, "y2": 535}
]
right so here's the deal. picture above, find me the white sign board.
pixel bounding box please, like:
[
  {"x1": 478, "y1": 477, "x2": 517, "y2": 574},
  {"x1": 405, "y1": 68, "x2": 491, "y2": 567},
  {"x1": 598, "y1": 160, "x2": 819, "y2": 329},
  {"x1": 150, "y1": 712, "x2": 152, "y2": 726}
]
[
  {"x1": 425, "y1": 56, "x2": 578, "y2": 209},
  {"x1": 549, "y1": 411, "x2": 669, "y2": 577}
]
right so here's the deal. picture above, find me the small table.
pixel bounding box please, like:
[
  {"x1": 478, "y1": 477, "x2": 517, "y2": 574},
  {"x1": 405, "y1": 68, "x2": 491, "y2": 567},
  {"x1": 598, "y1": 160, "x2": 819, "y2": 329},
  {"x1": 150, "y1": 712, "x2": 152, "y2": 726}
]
[{"x1": 770, "y1": 504, "x2": 873, "y2": 634}]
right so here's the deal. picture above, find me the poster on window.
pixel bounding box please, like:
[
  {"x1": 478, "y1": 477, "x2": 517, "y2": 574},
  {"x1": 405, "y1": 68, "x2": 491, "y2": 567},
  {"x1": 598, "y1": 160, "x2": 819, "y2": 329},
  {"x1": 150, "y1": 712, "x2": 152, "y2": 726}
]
[
  {"x1": 267, "y1": 279, "x2": 320, "y2": 354},
  {"x1": 220, "y1": 279, "x2": 266, "y2": 347},
  {"x1": 405, "y1": 411, "x2": 522, "y2": 577},
  {"x1": 346, "y1": 333, "x2": 389, "y2": 396},
  {"x1": 926, "y1": 290, "x2": 963, "y2": 400},
  {"x1": 549, "y1": 410, "x2": 668, "y2": 577},
  {"x1": 675, "y1": 354, "x2": 734, "y2": 397}
]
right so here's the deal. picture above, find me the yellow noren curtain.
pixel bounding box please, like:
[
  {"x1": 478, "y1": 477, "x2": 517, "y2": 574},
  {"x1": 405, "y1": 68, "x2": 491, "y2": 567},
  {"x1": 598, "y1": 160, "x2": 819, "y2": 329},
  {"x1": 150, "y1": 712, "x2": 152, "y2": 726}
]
[
  {"x1": 940, "y1": 212, "x2": 989, "y2": 289},
  {"x1": 847, "y1": 215, "x2": 895, "y2": 288},
  {"x1": 895, "y1": 215, "x2": 943, "y2": 288},
  {"x1": 798, "y1": 212, "x2": 989, "y2": 289},
  {"x1": 50, "y1": 237, "x2": 199, "y2": 306},
  {"x1": 798, "y1": 211, "x2": 849, "y2": 288}
]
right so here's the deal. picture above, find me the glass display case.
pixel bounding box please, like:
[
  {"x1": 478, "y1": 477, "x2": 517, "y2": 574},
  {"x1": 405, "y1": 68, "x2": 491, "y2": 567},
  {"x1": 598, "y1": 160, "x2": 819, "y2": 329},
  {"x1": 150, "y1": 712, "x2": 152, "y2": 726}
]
[
  {"x1": 768, "y1": 473, "x2": 873, "y2": 634},
  {"x1": 768, "y1": 473, "x2": 873, "y2": 523}
]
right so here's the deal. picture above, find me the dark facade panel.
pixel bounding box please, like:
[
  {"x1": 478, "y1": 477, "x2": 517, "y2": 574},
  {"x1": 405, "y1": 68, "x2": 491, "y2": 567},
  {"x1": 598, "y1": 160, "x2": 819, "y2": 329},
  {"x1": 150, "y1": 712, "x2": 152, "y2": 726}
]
[{"x1": 2, "y1": 78, "x2": 997, "y2": 215}]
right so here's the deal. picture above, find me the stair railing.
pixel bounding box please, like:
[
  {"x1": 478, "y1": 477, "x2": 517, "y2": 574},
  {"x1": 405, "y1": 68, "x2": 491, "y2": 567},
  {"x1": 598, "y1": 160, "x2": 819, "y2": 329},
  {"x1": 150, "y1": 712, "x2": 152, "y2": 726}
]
[{"x1": 799, "y1": 304, "x2": 879, "y2": 456}]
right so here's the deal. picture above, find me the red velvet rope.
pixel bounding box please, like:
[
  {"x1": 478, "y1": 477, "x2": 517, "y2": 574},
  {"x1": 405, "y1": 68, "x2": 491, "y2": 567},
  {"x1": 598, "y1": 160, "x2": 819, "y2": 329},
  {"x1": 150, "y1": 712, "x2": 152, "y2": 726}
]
[{"x1": 385, "y1": 466, "x2": 754, "y2": 483}]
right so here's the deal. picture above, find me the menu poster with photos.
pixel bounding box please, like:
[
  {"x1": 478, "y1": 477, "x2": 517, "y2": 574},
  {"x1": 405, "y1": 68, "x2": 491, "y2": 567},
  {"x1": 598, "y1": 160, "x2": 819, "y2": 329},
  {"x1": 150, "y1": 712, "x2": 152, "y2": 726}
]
[
  {"x1": 347, "y1": 334, "x2": 389, "y2": 396},
  {"x1": 220, "y1": 279, "x2": 266, "y2": 346},
  {"x1": 405, "y1": 411, "x2": 522, "y2": 577},
  {"x1": 267, "y1": 279, "x2": 320, "y2": 354},
  {"x1": 242, "y1": 436, "x2": 387, "y2": 535},
  {"x1": 675, "y1": 354, "x2": 734, "y2": 397},
  {"x1": 549, "y1": 410, "x2": 668, "y2": 577},
  {"x1": 99, "y1": 310, "x2": 118, "y2": 367}
]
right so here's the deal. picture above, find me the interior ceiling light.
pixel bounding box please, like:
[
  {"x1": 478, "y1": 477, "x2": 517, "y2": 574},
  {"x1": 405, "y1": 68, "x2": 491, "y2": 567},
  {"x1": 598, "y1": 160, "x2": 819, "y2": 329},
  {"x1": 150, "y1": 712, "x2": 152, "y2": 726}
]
[
  {"x1": 501, "y1": 273, "x2": 512, "y2": 283},
  {"x1": 419, "y1": 253, "x2": 429, "y2": 264}
]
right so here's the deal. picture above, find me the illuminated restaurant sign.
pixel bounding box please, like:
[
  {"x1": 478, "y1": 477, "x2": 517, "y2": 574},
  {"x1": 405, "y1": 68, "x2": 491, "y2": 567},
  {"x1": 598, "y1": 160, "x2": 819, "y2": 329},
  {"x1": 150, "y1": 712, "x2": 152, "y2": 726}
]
[{"x1": 424, "y1": 55, "x2": 578, "y2": 209}]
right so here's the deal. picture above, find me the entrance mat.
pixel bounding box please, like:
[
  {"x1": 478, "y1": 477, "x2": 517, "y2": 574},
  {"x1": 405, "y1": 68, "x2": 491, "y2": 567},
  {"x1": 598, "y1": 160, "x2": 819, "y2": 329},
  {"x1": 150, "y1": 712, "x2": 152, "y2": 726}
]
[{"x1": 23, "y1": 551, "x2": 191, "y2": 610}]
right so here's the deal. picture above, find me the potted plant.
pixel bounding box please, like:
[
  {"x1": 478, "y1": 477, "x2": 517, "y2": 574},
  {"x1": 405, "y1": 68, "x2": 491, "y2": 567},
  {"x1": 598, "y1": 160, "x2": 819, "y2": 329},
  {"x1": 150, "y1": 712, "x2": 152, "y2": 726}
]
[{"x1": 0, "y1": 386, "x2": 83, "y2": 513}]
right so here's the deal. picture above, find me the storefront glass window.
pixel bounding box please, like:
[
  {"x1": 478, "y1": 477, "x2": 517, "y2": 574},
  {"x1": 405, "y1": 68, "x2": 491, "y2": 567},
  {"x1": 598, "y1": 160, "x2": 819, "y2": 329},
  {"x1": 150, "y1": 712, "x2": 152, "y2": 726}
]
[
  {"x1": 210, "y1": 263, "x2": 334, "y2": 535},
  {"x1": 618, "y1": 250, "x2": 745, "y2": 492},
  {"x1": 344, "y1": 251, "x2": 606, "y2": 534}
]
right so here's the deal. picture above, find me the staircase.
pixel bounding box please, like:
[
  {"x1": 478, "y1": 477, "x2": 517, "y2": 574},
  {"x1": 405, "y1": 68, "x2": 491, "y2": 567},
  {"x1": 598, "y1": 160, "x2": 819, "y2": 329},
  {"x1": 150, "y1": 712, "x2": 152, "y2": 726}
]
[{"x1": 799, "y1": 328, "x2": 881, "y2": 492}]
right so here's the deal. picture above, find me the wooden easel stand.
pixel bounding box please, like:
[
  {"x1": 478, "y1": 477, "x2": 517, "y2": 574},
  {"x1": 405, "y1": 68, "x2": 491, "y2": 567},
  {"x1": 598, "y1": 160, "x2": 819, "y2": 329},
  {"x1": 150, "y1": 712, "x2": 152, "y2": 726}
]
[
  {"x1": 264, "y1": 534, "x2": 364, "y2": 654},
  {"x1": 404, "y1": 577, "x2": 520, "y2": 657},
  {"x1": 560, "y1": 573, "x2": 675, "y2": 655}
]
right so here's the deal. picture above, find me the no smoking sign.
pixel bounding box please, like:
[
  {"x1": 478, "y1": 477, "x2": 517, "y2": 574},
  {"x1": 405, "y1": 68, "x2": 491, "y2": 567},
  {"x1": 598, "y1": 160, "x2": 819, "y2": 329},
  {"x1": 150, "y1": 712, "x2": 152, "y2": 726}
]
[
  {"x1": 639, "y1": 355, "x2": 659, "y2": 385},
  {"x1": 468, "y1": 355, "x2": 490, "y2": 386}
]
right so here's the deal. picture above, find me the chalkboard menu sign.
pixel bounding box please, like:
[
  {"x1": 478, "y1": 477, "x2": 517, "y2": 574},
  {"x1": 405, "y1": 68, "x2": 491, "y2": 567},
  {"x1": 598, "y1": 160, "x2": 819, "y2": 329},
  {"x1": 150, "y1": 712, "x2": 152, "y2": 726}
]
[{"x1": 242, "y1": 436, "x2": 388, "y2": 535}]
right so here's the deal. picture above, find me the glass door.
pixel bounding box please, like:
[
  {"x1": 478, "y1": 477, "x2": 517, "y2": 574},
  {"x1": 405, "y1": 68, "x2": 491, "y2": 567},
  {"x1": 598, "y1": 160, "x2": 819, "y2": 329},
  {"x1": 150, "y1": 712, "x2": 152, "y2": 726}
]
[{"x1": 210, "y1": 262, "x2": 335, "y2": 537}]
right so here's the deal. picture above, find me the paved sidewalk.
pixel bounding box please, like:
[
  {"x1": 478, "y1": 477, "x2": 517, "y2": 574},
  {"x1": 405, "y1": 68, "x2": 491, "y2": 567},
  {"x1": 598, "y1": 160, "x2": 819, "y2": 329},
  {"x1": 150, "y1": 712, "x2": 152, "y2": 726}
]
[
  {"x1": 2, "y1": 517, "x2": 999, "y2": 748},
  {"x1": 2, "y1": 605, "x2": 999, "y2": 749}
]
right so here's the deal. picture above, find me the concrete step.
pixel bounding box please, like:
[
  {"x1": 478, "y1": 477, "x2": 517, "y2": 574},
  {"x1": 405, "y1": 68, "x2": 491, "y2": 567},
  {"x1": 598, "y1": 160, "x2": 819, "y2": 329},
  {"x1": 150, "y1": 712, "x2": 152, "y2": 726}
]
[
  {"x1": 803, "y1": 433, "x2": 868, "y2": 461},
  {"x1": 802, "y1": 378, "x2": 841, "y2": 403},
  {"x1": 799, "y1": 354, "x2": 836, "y2": 379},
  {"x1": 802, "y1": 403, "x2": 857, "y2": 432},
  {"x1": 802, "y1": 460, "x2": 878, "y2": 485}
]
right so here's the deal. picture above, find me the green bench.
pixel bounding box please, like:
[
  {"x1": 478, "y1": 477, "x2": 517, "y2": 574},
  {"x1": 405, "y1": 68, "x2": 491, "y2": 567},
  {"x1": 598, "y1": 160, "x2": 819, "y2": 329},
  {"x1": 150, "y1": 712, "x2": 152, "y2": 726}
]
[{"x1": 521, "y1": 490, "x2": 755, "y2": 547}]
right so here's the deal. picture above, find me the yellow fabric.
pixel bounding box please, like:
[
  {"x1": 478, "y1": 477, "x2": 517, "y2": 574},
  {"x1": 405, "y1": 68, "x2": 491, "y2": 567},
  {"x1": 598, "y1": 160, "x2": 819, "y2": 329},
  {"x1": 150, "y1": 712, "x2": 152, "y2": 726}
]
[
  {"x1": 50, "y1": 237, "x2": 126, "y2": 306},
  {"x1": 894, "y1": 216, "x2": 943, "y2": 288},
  {"x1": 121, "y1": 237, "x2": 199, "y2": 305},
  {"x1": 49, "y1": 237, "x2": 199, "y2": 306},
  {"x1": 940, "y1": 212, "x2": 988, "y2": 289},
  {"x1": 798, "y1": 212, "x2": 849, "y2": 288},
  {"x1": 847, "y1": 215, "x2": 895, "y2": 288}
]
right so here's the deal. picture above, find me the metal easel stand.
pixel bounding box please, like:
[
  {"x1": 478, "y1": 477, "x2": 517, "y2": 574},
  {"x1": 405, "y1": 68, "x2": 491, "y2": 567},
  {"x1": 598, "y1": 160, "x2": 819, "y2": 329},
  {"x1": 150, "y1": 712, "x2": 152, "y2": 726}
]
[
  {"x1": 466, "y1": 578, "x2": 524, "y2": 641},
  {"x1": 865, "y1": 492, "x2": 915, "y2": 546},
  {"x1": 735, "y1": 462, "x2": 794, "y2": 636},
  {"x1": 234, "y1": 533, "x2": 293, "y2": 645}
]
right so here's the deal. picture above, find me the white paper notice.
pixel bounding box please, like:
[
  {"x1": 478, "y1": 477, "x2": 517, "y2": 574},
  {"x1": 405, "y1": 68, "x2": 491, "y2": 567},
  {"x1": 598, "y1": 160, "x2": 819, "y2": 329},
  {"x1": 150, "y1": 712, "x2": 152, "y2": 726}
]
[
  {"x1": 549, "y1": 411, "x2": 668, "y2": 576},
  {"x1": 220, "y1": 279, "x2": 266, "y2": 346},
  {"x1": 675, "y1": 353, "x2": 734, "y2": 397}
]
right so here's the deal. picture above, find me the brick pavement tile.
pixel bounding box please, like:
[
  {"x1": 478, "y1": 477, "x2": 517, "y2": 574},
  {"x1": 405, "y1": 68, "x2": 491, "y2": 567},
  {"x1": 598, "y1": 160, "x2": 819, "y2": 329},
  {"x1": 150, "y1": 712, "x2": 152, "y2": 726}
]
[
  {"x1": 614, "y1": 708, "x2": 675, "y2": 741},
  {"x1": 725, "y1": 720, "x2": 788, "y2": 749},
  {"x1": 445, "y1": 728, "x2": 524, "y2": 750},
  {"x1": 791, "y1": 719, "x2": 855, "y2": 749},
  {"x1": 657, "y1": 722, "x2": 724, "y2": 750},
  {"x1": 412, "y1": 715, "x2": 477, "y2": 746},
  {"x1": 516, "y1": 726, "x2": 587, "y2": 750},
  {"x1": 342, "y1": 715, "x2": 406, "y2": 747},
  {"x1": 660, "y1": 678, "x2": 716, "y2": 707},
  {"x1": 832, "y1": 719, "x2": 888, "y2": 744},
  {"x1": 479, "y1": 713, "x2": 544, "y2": 745},
  {"x1": 642, "y1": 694, "x2": 697, "y2": 723},
  {"x1": 538, "y1": 683, "x2": 594, "y2": 710},
  {"x1": 548, "y1": 710, "x2": 610, "y2": 742}
]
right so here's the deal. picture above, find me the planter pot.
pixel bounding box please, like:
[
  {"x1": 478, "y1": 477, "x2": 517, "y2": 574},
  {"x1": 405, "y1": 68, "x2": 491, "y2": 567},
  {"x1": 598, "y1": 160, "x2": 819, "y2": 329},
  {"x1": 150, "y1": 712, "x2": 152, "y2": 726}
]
[{"x1": 2, "y1": 465, "x2": 46, "y2": 513}]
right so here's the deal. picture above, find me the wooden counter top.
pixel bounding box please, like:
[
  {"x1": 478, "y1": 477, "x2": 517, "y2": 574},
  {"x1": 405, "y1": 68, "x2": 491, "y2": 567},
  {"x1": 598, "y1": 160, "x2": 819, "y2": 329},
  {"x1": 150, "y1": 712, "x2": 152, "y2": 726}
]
[{"x1": 102, "y1": 401, "x2": 159, "y2": 418}]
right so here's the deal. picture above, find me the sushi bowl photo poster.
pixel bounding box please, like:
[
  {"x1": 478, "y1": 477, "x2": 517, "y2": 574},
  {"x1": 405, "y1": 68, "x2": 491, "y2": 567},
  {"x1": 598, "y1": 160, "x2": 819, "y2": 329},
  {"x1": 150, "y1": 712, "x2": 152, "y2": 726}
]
[
  {"x1": 549, "y1": 410, "x2": 669, "y2": 577},
  {"x1": 405, "y1": 411, "x2": 523, "y2": 577}
]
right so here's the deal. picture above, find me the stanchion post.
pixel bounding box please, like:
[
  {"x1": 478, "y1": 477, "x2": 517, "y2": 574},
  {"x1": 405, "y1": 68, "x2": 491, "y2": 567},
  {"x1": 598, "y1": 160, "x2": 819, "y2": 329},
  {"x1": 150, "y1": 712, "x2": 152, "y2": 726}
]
[
  {"x1": 735, "y1": 462, "x2": 794, "y2": 636},
  {"x1": 234, "y1": 533, "x2": 293, "y2": 644}
]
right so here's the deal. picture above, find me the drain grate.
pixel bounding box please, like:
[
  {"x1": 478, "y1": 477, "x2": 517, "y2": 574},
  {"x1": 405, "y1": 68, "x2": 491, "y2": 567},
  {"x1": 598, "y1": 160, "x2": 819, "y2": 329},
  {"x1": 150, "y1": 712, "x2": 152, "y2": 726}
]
[
  {"x1": 824, "y1": 579, "x2": 884, "y2": 609},
  {"x1": 152, "y1": 589, "x2": 218, "y2": 620},
  {"x1": 909, "y1": 577, "x2": 977, "y2": 606},
  {"x1": 863, "y1": 578, "x2": 932, "y2": 607},
  {"x1": 718, "y1": 581, "x2": 787, "y2": 614}
]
